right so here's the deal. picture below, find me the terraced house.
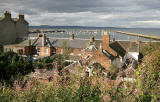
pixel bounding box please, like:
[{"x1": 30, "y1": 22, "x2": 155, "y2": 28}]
[{"x1": 0, "y1": 11, "x2": 28, "y2": 44}]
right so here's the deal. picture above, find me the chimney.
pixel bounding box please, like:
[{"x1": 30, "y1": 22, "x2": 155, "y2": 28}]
[
  {"x1": 19, "y1": 13, "x2": 24, "y2": 20},
  {"x1": 28, "y1": 39, "x2": 31, "y2": 46},
  {"x1": 3, "y1": 11, "x2": 11, "y2": 19},
  {"x1": 90, "y1": 36, "x2": 95, "y2": 43},
  {"x1": 42, "y1": 34, "x2": 46, "y2": 46},
  {"x1": 70, "y1": 34, "x2": 74, "y2": 40},
  {"x1": 102, "y1": 31, "x2": 110, "y2": 49},
  {"x1": 113, "y1": 38, "x2": 115, "y2": 42}
]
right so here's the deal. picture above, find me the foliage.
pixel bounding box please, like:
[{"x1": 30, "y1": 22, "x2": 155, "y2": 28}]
[
  {"x1": 108, "y1": 64, "x2": 119, "y2": 80},
  {"x1": 135, "y1": 46, "x2": 160, "y2": 102},
  {"x1": 0, "y1": 43, "x2": 159, "y2": 102},
  {"x1": 0, "y1": 51, "x2": 34, "y2": 84},
  {"x1": 141, "y1": 42, "x2": 160, "y2": 56},
  {"x1": 0, "y1": 84, "x2": 18, "y2": 102},
  {"x1": 0, "y1": 77, "x2": 103, "y2": 102}
]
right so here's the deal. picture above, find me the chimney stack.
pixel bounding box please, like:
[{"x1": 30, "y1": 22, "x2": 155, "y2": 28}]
[
  {"x1": 42, "y1": 34, "x2": 46, "y2": 46},
  {"x1": 19, "y1": 13, "x2": 24, "y2": 20},
  {"x1": 102, "y1": 31, "x2": 110, "y2": 49},
  {"x1": 3, "y1": 11, "x2": 11, "y2": 19},
  {"x1": 90, "y1": 36, "x2": 95, "y2": 43},
  {"x1": 28, "y1": 39, "x2": 31, "y2": 46},
  {"x1": 70, "y1": 34, "x2": 74, "y2": 40},
  {"x1": 113, "y1": 38, "x2": 115, "y2": 42}
]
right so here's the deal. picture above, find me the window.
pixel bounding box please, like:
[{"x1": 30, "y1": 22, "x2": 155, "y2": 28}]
[
  {"x1": 37, "y1": 48, "x2": 40, "y2": 54},
  {"x1": 37, "y1": 48, "x2": 40, "y2": 52},
  {"x1": 45, "y1": 48, "x2": 48, "y2": 54},
  {"x1": 52, "y1": 48, "x2": 56, "y2": 54},
  {"x1": 6, "y1": 48, "x2": 13, "y2": 52},
  {"x1": 17, "y1": 49, "x2": 23, "y2": 54}
]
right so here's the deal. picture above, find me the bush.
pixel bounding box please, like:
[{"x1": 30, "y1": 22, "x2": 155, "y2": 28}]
[
  {"x1": 0, "y1": 51, "x2": 34, "y2": 84},
  {"x1": 135, "y1": 44, "x2": 160, "y2": 102}
]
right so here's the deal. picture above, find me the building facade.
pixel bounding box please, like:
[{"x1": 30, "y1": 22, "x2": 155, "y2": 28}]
[{"x1": 0, "y1": 11, "x2": 29, "y2": 44}]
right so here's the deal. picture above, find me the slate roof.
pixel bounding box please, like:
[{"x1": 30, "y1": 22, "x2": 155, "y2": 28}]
[
  {"x1": 118, "y1": 41, "x2": 137, "y2": 52},
  {"x1": 4, "y1": 38, "x2": 101, "y2": 49},
  {"x1": 33, "y1": 38, "x2": 53, "y2": 47},
  {"x1": 31, "y1": 38, "x2": 101, "y2": 49},
  {"x1": 12, "y1": 18, "x2": 19, "y2": 22},
  {"x1": 109, "y1": 41, "x2": 126, "y2": 57},
  {"x1": 51, "y1": 38, "x2": 89, "y2": 49}
]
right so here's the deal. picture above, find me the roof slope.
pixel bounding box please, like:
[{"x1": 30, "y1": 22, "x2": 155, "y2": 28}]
[
  {"x1": 50, "y1": 39, "x2": 89, "y2": 49},
  {"x1": 109, "y1": 41, "x2": 126, "y2": 57},
  {"x1": 33, "y1": 38, "x2": 53, "y2": 47},
  {"x1": 118, "y1": 41, "x2": 137, "y2": 52}
]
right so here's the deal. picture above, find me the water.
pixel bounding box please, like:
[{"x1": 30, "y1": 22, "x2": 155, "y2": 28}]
[{"x1": 29, "y1": 28, "x2": 160, "y2": 42}]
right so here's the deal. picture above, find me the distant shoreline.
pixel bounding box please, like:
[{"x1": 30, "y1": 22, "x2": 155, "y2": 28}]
[{"x1": 29, "y1": 25, "x2": 160, "y2": 29}]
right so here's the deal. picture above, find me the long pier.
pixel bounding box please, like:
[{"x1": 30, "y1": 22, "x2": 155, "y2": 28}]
[
  {"x1": 114, "y1": 31, "x2": 160, "y2": 40},
  {"x1": 29, "y1": 29, "x2": 160, "y2": 40}
]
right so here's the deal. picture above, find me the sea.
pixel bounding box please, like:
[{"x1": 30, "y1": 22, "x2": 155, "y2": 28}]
[{"x1": 29, "y1": 27, "x2": 160, "y2": 42}]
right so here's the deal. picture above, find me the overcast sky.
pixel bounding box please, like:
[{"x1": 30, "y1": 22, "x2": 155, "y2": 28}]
[{"x1": 0, "y1": 0, "x2": 160, "y2": 28}]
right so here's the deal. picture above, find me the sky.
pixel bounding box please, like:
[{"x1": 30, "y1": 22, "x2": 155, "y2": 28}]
[{"x1": 0, "y1": 0, "x2": 160, "y2": 28}]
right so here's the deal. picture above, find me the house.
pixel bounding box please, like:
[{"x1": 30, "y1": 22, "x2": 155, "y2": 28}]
[
  {"x1": 0, "y1": 11, "x2": 29, "y2": 44},
  {"x1": 3, "y1": 34, "x2": 55, "y2": 56},
  {"x1": 3, "y1": 33, "x2": 101, "y2": 57},
  {"x1": 81, "y1": 31, "x2": 126, "y2": 70},
  {"x1": 3, "y1": 40, "x2": 36, "y2": 56}
]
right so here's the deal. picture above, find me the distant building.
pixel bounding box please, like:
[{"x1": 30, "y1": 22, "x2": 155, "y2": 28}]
[{"x1": 0, "y1": 11, "x2": 29, "y2": 44}]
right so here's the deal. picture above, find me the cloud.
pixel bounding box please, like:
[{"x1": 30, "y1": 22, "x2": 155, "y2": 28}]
[{"x1": 0, "y1": 0, "x2": 160, "y2": 27}]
